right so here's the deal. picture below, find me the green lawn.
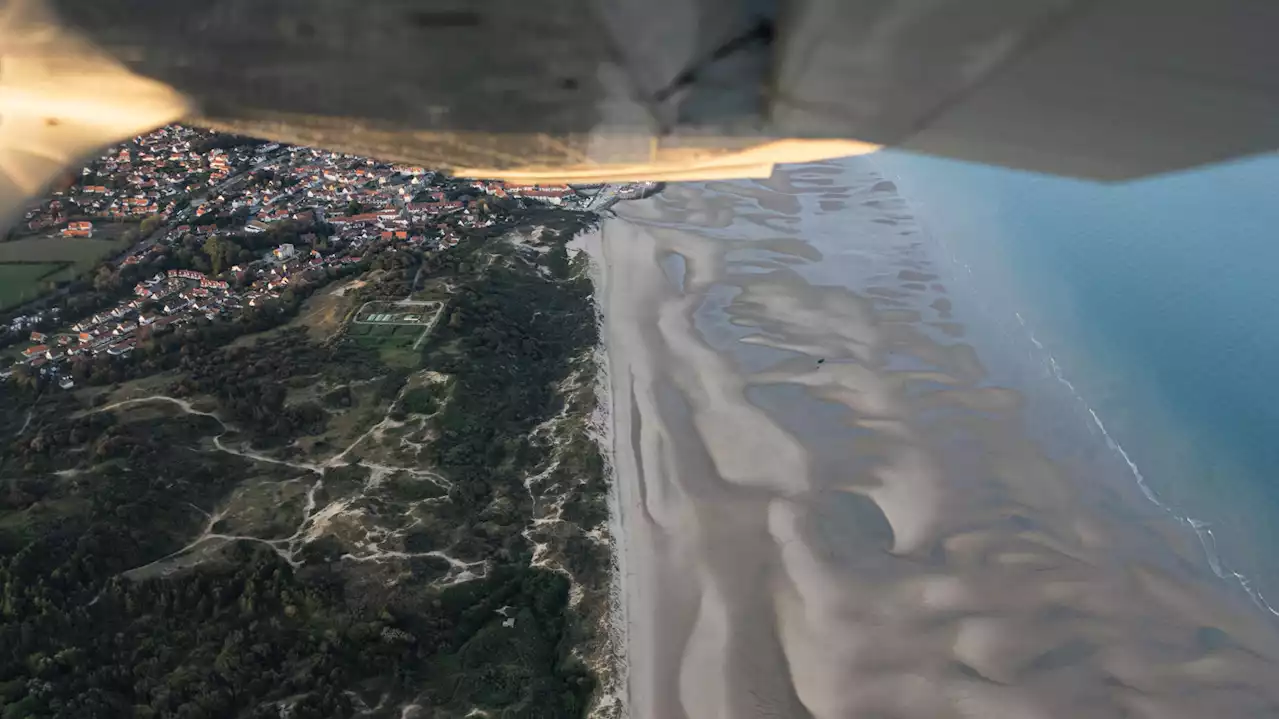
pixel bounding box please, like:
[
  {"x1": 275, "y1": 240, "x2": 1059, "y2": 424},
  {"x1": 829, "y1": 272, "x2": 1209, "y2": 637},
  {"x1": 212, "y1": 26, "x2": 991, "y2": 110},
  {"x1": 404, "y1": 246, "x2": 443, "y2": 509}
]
[
  {"x1": 0, "y1": 263, "x2": 71, "y2": 308},
  {"x1": 346, "y1": 323, "x2": 421, "y2": 368},
  {"x1": 0, "y1": 236, "x2": 129, "y2": 264},
  {"x1": 0, "y1": 236, "x2": 133, "y2": 309}
]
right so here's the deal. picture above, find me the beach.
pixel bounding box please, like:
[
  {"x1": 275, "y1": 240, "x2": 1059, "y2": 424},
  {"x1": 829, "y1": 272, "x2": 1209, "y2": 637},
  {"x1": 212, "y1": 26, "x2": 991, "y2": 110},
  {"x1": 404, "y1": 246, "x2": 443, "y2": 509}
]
[{"x1": 584, "y1": 160, "x2": 1277, "y2": 718}]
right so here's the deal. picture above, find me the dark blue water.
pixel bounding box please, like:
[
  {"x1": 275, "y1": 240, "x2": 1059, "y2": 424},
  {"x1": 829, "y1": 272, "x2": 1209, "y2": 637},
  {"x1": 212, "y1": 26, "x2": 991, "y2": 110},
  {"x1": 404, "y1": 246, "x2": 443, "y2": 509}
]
[{"x1": 873, "y1": 151, "x2": 1278, "y2": 610}]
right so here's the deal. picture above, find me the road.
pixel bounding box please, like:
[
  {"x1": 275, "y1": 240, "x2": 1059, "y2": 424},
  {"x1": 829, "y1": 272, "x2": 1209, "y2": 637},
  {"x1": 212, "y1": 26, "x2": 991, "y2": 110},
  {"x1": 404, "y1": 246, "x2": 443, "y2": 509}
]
[{"x1": 584, "y1": 185, "x2": 623, "y2": 213}]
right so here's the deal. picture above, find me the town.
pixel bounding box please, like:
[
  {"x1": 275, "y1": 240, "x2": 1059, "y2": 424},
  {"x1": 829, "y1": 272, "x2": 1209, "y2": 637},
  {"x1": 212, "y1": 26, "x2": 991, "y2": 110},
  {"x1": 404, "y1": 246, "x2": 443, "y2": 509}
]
[{"x1": 2, "y1": 124, "x2": 651, "y2": 390}]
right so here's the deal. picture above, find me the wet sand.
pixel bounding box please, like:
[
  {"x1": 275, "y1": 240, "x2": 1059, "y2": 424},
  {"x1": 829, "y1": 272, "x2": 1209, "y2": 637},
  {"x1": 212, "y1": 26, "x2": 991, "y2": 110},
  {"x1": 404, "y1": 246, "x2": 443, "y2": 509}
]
[{"x1": 588, "y1": 161, "x2": 1277, "y2": 718}]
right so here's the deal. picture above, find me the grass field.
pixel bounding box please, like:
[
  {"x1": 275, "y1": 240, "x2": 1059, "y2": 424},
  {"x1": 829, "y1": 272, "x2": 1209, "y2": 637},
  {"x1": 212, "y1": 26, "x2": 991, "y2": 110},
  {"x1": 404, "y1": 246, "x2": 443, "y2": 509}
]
[
  {"x1": 0, "y1": 263, "x2": 72, "y2": 308},
  {"x1": 348, "y1": 323, "x2": 422, "y2": 344},
  {"x1": 0, "y1": 235, "x2": 134, "y2": 310},
  {"x1": 346, "y1": 323, "x2": 422, "y2": 368}
]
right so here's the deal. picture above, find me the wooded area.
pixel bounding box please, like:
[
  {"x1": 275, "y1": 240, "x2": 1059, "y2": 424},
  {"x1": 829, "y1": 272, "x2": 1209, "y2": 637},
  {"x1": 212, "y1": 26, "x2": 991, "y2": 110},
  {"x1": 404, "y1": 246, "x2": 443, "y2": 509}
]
[{"x1": 0, "y1": 219, "x2": 606, "y2": 718}]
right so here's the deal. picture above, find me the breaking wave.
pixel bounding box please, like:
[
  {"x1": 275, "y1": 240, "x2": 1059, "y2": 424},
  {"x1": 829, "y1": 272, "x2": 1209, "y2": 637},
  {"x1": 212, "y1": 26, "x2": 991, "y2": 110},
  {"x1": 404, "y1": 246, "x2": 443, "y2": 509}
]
[{"x1": 1014, "y1": 311, "x2": 1278, "y2": 617}]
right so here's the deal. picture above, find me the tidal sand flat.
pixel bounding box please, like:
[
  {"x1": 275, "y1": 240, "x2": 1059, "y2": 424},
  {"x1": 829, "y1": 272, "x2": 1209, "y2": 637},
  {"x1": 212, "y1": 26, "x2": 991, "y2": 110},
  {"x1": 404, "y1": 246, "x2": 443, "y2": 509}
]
[{"x1": 590, "y1": 161, "x2": 1277, "y2": 718}]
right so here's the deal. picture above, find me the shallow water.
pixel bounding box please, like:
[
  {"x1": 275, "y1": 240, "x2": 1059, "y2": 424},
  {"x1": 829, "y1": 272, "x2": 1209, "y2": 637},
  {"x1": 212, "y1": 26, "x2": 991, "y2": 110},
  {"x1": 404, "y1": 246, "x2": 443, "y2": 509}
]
[
  {"x1": 874, "y1": 151, "x2": 1279, "y2": 609},
  {"x1": 597, "y1": 159, "x2": 1277, "y2": 719}
]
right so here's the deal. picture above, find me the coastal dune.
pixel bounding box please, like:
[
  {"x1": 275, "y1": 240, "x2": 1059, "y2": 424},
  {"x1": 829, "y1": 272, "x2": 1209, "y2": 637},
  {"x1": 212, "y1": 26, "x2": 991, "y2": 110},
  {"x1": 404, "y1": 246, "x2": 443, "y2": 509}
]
[{"x1": 588, "y1": 161, "x2": 1277, "y2": 718}]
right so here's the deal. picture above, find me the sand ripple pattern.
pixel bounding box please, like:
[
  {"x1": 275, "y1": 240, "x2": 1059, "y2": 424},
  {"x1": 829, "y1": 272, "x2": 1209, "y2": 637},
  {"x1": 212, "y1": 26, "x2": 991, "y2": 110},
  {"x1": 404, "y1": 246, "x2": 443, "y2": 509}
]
[{"x1": 594, "y1": 161, "x2": 1277, "y2": 719}]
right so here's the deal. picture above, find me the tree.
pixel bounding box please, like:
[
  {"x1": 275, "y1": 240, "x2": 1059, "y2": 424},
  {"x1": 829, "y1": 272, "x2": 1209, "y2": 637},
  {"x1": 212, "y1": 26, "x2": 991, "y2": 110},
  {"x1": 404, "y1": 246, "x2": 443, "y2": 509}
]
[
  {"x1": 203, "y1": 236, "x2": 225, "y2": 275},
  {"x1": 139, "y1": 215, "x2": 163, "y2": 236},
  {"x1": 547, "y1": 244, "x2": 569, "y2": 279},
  {"x1": 92, "y1": 264, "x2": 116, "y2": 292}
]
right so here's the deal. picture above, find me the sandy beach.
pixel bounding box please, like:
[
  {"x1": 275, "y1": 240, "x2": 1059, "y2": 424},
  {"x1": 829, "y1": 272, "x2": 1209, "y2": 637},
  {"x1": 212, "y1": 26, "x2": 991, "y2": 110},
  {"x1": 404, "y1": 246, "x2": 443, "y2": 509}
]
[{"x1": 584, "y1": 161, "x2": 1277, "y2": 718}]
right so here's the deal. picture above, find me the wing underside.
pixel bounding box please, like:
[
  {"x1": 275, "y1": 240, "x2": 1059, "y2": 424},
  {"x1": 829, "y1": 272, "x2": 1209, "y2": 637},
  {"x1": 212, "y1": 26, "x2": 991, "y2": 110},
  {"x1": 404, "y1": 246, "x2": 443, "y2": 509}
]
[{"x1": 2, "y1": 0, "x2": 1275, "y2": 229}]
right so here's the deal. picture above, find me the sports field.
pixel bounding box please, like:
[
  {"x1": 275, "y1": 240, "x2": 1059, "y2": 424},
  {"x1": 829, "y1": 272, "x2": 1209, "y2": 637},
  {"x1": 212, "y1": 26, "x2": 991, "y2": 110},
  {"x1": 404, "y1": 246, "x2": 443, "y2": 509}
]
[{"x1": 346, "y1": 300, "x2": 445, "y2": 367}]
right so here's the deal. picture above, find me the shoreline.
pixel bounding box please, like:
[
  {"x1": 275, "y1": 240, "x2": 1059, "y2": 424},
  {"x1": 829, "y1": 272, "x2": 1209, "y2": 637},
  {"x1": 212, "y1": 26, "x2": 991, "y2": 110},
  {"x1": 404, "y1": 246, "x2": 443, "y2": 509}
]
[
  {"x1": 874, "y1": 151, "x2": 1279, "y2": 613},
  {"x1": 568, "y1": 224, "x2": 630, "y2": 719},
  {"x1": 584, "y1": 163, "x2": 1277, "y2": 717}
]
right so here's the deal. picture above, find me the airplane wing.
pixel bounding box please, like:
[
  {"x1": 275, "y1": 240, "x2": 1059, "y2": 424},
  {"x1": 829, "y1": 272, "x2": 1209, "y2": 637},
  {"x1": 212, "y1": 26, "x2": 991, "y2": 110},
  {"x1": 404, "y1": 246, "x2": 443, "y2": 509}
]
[{"x1": 2, "y1": 0, "x2": 1275, "y2": 230}]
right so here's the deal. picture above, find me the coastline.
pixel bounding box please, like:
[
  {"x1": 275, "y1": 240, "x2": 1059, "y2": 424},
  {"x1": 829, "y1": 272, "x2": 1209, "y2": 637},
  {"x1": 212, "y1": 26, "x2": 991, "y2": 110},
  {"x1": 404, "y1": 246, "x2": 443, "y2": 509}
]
[
  {"x1": 568, "y1": 224, "x2": 629, "y2": 719},
  {"x1": 586, "y1": 163, "x2": 1277, "y2": 718},
  {"x1": 874, "y1": 150, "x2": 1279, "y2": 611}
]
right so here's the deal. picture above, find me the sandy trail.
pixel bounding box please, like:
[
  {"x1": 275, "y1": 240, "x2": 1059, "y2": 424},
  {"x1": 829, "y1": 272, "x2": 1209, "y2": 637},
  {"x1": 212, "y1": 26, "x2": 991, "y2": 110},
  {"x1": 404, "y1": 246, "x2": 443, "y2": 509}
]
[
  {"x1": 593, "y1": 162, "x2": 1277, "y2": 719},
  {"x1": 89, "y1": 388, "x2": 461, "y2": 579}
]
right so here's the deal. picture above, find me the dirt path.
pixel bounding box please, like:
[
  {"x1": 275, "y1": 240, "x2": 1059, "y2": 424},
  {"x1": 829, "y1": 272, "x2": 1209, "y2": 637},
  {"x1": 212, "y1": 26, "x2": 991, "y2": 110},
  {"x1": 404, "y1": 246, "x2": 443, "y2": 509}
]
[
  {"x1": 16, "y1": 408, "x2": 33, "y2": 436},
  {"x1": 92, "y1": 392, "x2": 472, "y2": 581}
]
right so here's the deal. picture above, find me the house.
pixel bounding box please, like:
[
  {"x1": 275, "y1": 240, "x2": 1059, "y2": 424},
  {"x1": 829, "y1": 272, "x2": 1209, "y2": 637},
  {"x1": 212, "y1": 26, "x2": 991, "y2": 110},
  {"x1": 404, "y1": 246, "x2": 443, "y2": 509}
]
[
  {"x1": 518, "y1": 189, "x2": 570, "y2": 205},
  {"x1": 328, "y1": 212, "x2": 380, "y2": 226},
  {"x1": 22, "y1": 344, "x2": 49, "y2": 359},
  {"x1": 58, "y1": 376, "x2": 75, "y2": 390},
  {"x1": 273, "y1": 243, "x2": 295, "y2": 260},
  {"x1": 29, "y1": 331, "x2": 46, "y2": 342},
  {"x1": 61, "y1": 220, "x2": 94, "y2": 238}
]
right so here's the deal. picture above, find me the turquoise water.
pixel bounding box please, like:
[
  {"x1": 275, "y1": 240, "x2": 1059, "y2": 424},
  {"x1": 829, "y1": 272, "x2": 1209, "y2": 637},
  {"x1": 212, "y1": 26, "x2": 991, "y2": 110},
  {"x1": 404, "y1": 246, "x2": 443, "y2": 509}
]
[{"x1": 873, "y1": 152, "x2": 1278, "y2": 610}]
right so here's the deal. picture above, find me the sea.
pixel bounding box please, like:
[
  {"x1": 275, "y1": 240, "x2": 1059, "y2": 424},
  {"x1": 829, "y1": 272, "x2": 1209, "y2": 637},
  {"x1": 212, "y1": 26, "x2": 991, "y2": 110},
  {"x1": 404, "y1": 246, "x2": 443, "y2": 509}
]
[{"x1": 870, "y1": 150, "x2": 1279, "y2": 612}]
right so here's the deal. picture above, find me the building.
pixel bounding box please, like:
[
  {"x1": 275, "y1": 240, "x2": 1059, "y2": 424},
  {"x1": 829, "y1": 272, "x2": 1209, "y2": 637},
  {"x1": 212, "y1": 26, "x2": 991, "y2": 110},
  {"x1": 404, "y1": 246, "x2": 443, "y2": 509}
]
[
  {"x1": 273, "y1": 243, "x2": 296, "y2": 260},
  {"x1": 61, "y1": 220, "x2": 93, "y2": 238}
]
